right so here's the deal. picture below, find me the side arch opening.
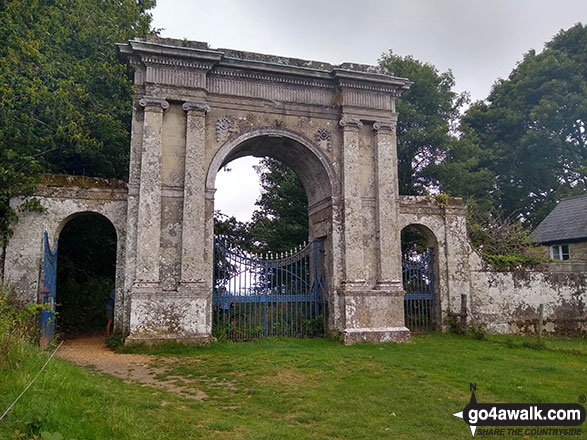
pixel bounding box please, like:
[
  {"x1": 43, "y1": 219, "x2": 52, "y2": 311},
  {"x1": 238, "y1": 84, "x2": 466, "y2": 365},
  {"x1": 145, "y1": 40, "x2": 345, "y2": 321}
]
[
  {"x1": 401, "y1": 224, "x2": 440, "y2": 332},
  {"x1": 55, "y1": 212, "x2": 117, "y2": 337}
]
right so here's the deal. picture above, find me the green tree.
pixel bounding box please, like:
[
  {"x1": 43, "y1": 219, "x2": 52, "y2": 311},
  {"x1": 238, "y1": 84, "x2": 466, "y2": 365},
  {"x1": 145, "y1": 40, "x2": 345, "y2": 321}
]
[
  {"x1": 214, "y1": 211, "x2": 252, "y2": 250},
  {"x1": 379, "y1": 52, "x2": 466, "y2": 195},
  {"x1": 463, "y1": 23, "x2": 587, "y2": 227},
  {"x1": 213, "y1": 159, "x2": 308, "y2": 254},
  {"x1": 248, "y1": 158, "x2": 308, "y2": 254},
  {"x1": 426, "y1": 124, "x2": 496, "y2": 215},
  {"x1": 0, "y1": 0, "x2": 154, "y2": 243}
]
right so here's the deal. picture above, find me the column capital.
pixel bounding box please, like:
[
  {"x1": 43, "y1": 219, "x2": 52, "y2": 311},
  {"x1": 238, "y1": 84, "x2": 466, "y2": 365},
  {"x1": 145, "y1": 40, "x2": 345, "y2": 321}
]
[
  {"x1": 139, "y1": 96, "x2": 169, "y2": 111},
  {"x1": 182, "y1": 101, "x2": 210, "y2": 114},
  {"x1": 373, "y1": 120, "x2": 397, "y2": 133},
  {"x1": 339, "y1": 116, "x2": 363, "y2": 130}
]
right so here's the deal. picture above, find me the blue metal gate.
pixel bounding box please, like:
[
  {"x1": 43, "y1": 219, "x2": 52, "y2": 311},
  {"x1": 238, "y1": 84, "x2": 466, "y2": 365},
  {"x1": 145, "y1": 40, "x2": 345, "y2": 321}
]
[
  {"x1": 402, "y1": 248, "x2": 435, "y2": 332},
  {"x1": 40, "y1": 231, "x2": 58, "y2": 348},
  {"x1": 212, "y1": 238, "x2": 327, "y2": 340}
]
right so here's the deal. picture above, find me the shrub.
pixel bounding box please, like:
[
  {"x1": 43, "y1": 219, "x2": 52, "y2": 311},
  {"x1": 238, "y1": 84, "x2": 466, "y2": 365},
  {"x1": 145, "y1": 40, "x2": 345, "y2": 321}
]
[
  {"x1": 444, "y1": 313, "x2": 467, "y2": 335},
  {"x1": 468, "y1": 211, "x2": 548, "y2": 270},
  {"x1": 105, "y1": 334, "x2": 124, "y2": 351},
  {"x1": 482, "y1": 252, "x2": 545, "y2": 271},
  {"x1": 0, "y1": 284, "x2": 42, "y2": 367},
  {"x1": 468, "y1": 322, "x2": 487, "y2": 340}
]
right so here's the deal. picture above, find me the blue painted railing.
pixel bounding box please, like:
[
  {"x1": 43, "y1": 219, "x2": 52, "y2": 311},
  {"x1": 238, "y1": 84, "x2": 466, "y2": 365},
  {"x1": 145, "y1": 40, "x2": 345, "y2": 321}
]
[
  {"x1": 402, "y1": 248, "x2": 435, "y2": 332},
  {"x1": 40, "y1": 231, "x2": 58, "y2": 348},
  {"x1": 212, "y1": 238, "x2": 327, "y2": 340}
]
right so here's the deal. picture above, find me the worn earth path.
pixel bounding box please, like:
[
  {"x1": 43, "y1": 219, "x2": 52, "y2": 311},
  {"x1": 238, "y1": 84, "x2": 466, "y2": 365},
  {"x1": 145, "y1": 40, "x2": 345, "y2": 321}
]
[{"x1": 56, "y1": 335, "x2": 208, "y2": 400}]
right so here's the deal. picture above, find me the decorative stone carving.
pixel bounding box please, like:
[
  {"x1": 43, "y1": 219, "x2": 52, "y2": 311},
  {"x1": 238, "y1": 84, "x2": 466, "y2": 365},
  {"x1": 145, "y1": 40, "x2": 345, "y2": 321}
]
[
  {"x1": 373, "y1": 121, "x2": 397, "y2": 132},
  {"x1": 314, "y1": 128, "x2": 332, "y2": 151},
  {"x1": 161, "y1": 277, "x2": 178, "y2": 292},
  {"x1": 339, "y1": 117, "x2": 363, "y2": 130},
  {"x1": 142, "y1": 55, "x2": 216, "y2": 71},
  {"x1": 139, "y1": 97, "x2": 169, "y2": 110},
  {"x1": 215, "y1": 117, "x2": 235, "y2": 143},
  {"x1": 182, "y1": 101, "x2": 210, "y2": 113}
]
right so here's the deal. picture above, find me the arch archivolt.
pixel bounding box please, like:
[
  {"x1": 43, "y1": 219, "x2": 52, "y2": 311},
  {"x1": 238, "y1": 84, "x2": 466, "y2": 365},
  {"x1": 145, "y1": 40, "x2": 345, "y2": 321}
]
[
  {"x1": 51, "y1": 205, "x2": 126, "y2": 245},
  {"x1": 206, "y1": 126, "x2": 338, "y2": 203}
]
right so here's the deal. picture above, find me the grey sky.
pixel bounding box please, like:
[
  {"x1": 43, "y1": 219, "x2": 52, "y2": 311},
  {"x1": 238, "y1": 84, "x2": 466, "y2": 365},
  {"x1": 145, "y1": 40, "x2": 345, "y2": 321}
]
[{"x1": 151, "y1": 0, "x2": 587, "y2": 221}]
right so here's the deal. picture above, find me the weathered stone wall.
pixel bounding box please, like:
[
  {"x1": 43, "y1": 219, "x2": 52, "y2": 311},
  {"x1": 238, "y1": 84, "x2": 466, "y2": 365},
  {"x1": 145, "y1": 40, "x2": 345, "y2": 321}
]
[
  {"x1": 469, "y1": 255, "x2": 587, "y2": 336},
  {"x1": 5, "y1": 179, "x2": 586, "y2": 339},
  {"x1": 3, "y1": 176, "x2": 128, "y2": 332}
]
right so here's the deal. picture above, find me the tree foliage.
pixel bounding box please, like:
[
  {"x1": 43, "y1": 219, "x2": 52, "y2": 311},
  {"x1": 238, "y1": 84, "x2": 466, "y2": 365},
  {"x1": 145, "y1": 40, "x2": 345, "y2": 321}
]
[
  {"x1": 378, "y1": 52, "x2": 496, "y2": 213},
  {"x1": 0, "y1": 0, "x2": 154, "y2": 243},
  {"x1": 214, "y1": 211, "x2": 252, "y2": 250},
  {"x1": 214, "y1": 159, "x2": 309, "y2": 254},
  {"x1": 248, "y1": 158, "x2": 308, "y2": 254},
  {"x1": 379, "y1": 52, "x2": 465, "y2": 194},
  {"x1": 426, "y1": 125, "x2": 496, "y2": 215},
  {"x1": 463, "y1": 23, "x2": 587, "y2": 227}
]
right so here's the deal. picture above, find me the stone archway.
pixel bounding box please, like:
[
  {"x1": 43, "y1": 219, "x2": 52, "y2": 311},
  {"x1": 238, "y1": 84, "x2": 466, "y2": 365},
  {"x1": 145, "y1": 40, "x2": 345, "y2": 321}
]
[
  {"x1": 118, "y1": 37, "x2": 413, "y2": 344},
  {"x1": 2, "y1": 176, "x2": 128, "y2": 332}
]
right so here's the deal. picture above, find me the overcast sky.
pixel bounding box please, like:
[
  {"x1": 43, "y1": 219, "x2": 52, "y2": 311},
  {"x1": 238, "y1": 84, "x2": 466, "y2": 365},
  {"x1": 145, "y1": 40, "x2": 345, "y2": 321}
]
[{"x1": 151, "y1": 0, "x2": 587, "y2": 221}]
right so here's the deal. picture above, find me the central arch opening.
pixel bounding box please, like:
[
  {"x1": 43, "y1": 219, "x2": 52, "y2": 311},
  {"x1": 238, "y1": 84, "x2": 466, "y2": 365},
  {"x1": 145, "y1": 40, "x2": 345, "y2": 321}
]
[{"x1": 208, "y1": 131, "x2": 335, "y2": 340}]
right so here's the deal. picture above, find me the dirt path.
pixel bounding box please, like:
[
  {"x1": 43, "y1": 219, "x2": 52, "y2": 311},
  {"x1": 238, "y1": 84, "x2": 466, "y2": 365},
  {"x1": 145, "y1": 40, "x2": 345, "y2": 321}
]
[{"x1": 56, "y1": 335, "x2": 207, "y2": 400}]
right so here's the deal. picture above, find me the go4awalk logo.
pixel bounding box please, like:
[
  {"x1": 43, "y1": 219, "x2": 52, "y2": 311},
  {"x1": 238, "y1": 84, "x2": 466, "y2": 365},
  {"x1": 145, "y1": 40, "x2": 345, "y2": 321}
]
[{"x1": 453, "y1": 384, "x2": 586, "y2": 437}]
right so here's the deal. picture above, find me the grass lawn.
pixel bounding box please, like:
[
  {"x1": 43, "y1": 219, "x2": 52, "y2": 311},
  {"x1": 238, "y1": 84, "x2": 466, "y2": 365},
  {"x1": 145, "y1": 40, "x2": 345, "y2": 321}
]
[{"x1": 1, "y1": 333, "x2": 586, "y2": 439}]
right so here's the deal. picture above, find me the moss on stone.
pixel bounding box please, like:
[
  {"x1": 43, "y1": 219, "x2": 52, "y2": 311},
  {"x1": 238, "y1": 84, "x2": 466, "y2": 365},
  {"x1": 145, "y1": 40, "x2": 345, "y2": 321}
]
[{"x1": 39, "y1": 174, "x2": 127, "y2": 189}]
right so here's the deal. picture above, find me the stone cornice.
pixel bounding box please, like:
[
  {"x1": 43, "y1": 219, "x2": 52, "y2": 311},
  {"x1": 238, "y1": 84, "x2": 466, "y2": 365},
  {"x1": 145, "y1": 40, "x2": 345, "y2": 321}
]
[
  {"x1": 118, "y1": 39, "x2": 411, "y2": 97},
  {"x1": 142, "y1": 54, "x2": 216, "y2": 71},
  {"x1": 338, "y1": 79, "x2": 404, "y2": 96},
  {"x1": 118, "y1": 40, "x2": 223, "y2": 65}
]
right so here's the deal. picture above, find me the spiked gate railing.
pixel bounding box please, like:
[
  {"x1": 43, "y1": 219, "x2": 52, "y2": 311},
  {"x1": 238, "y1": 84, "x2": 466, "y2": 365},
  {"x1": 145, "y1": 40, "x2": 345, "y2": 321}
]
[
  {"x1": 212, "y1": 238, "x2": 327, "y2": 340},
  {"x1": 40, "y1": 231, "x2": 58, "y2": 348},
  {"x1": 402, "y1": 248, "x2": 436, "y2": 332}
]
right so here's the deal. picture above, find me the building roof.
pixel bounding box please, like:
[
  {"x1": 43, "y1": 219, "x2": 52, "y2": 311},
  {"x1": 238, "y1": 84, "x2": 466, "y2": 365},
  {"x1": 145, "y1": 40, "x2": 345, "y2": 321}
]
[{"x1": 532, "y1": 194, "x2": 587, "y2": 244}]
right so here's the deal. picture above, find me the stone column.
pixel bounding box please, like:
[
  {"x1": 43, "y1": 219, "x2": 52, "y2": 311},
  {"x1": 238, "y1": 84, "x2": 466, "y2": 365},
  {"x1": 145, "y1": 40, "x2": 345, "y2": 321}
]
[
  {"x1": 373, "y1": 118, "x2": 402, "y2": 288},
  {"x1": 134, "y1": 97, "x2": 168, "y2": 286},
  {"x1": 180, "y1": 101, "x2": 210, "y2": 293},
  {"x1": 122, "y1": 100, "x2": 144, "y2": 334},
  {"x1": 339, "y1": 117, "x2": 366, "y2": 289}
]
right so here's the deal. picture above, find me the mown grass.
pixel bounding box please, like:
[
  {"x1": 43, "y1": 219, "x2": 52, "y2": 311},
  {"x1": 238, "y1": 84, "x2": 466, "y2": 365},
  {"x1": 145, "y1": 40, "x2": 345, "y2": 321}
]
[{"x1": 1, "y1": 333, "x2": 586, "y2": 439}]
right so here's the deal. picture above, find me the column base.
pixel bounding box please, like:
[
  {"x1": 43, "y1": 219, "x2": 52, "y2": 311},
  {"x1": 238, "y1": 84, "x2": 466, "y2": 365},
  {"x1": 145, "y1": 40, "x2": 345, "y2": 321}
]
[
  {"x1": 128, "y1": 282, "x2": 211, "y2": 343},
  {"x1": 338, "y1": 282, "x2": 410, "y2": 345},
  {"x1": 125, "y1": 334, "x2": 213, "y2": 346},
  {"x1": 342, "y1": 327, "x2": 410, "y2": 344}
]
